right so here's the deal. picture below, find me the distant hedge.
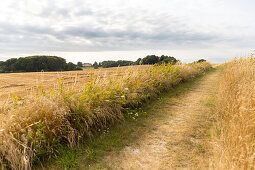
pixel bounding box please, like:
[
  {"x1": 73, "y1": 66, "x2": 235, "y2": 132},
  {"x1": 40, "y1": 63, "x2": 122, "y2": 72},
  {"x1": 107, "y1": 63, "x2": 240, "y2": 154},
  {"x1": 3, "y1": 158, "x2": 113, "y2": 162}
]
[
  {"x1": 0, "y1": 55, "x2": 82, "y2": 72},
  {"x1": 98, "y1": 55, "x2": 178, "y2": 68},
  {"x1": 101, "y1": 60, "x2": 134, "y2": 68}
]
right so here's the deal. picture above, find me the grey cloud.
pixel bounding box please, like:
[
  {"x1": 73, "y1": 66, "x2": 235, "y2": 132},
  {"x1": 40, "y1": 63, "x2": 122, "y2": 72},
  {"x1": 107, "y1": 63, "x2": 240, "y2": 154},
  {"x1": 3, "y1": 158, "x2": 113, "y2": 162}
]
[{"x1": 0, "y1": 0, "x2": 253, "y2": 55}]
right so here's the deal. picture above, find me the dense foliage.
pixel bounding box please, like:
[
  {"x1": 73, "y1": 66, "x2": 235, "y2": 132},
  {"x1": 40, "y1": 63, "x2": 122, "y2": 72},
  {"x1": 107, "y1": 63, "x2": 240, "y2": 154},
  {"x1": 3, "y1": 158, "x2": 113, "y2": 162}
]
[
  {"x1": 197, "y1": 59, "x2": 206, "y2": 63},
  {"x1": 99, "y1": 55, "x2": 178, "y2": 68},
  {"x1": 101, "y1": 60, "x2": 134, "y2": 68},
  {"x1": 77, "y1": 62, "x2": 83, "y2": 67},
  {"x1": 0, "y1": 56, "x2": 82, "y2": 72},
  {"x1": 136, "y1": 55, "x2": 177, "y2": 65},
  {"x1": 93, "y1": 61, "x2": 99, "y2": 69}
]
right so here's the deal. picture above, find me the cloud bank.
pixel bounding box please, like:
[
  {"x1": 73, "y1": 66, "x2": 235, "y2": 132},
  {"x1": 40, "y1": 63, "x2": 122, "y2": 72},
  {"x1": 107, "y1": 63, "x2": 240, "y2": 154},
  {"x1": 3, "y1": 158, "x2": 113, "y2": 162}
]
[{"x1": 0, "y1": 0, "x2": 254, "y2": 63}]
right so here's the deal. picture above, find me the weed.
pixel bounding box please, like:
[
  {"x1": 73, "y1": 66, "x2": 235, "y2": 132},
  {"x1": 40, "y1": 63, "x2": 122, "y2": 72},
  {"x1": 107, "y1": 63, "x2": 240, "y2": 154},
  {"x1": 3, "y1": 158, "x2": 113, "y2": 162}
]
[{"x1": 55, "y1": 144, "x2": 79, "y2": 169}]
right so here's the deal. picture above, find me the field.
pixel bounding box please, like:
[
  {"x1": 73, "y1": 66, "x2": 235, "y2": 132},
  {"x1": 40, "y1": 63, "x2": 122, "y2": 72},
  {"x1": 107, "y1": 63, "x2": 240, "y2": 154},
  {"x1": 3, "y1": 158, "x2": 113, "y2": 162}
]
[
  {"x1": 0, "y1": 66, "x2": 146, "y2": 105},
  {"x1": 2, "y1": 58, "x2": 254, "y2": 169},
  {"x1": 211, "y1": 57, "x2": 255, "y2": 169},
  {"x1": 0, "y1": 62, "x2": 212, "y2": 169}
]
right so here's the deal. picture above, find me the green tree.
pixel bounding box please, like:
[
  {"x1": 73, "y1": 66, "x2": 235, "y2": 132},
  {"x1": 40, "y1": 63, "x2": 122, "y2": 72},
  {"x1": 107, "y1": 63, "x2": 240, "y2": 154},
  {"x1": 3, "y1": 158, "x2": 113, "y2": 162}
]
[
  {"x1": 142, "y1": 55, "x2": 159, "y2": 64},
  {"x1": 197, "y1": 59, "x2": 206, "y2": 63},
  {"x1": 65, "y1": 62, "x2": 76, "y2": 71},
  {"x1": 158, "y1": 55, "x2": 177, "y2": 64},
  {"x1": 0, "y1": 55, "x2": 80, "y2": 72},
  {"x1": 77, "y1": 62, "x2": 83, "y2": 67},
  {"x1": 134, "y1": 58, "x2": 142, "y2": 65},
  {"x1": 93, "y1": 61, "x2": 99, "y2": 69}
]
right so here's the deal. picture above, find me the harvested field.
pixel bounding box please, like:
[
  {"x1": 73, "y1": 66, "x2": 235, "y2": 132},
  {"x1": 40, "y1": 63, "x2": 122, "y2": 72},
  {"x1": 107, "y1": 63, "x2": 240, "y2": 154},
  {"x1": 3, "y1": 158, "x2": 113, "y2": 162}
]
[{"x1": 0, "y1": 66, "x2": 149, "y2": 105}]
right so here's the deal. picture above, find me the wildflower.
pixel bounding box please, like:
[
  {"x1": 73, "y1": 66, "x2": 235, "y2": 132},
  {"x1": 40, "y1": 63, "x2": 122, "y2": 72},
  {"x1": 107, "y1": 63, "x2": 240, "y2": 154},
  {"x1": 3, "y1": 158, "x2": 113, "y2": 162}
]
[
  {"x1": 80, "y1": 95, "x2": 85, "y2": 100},
  {"x1": 37, "y1": 85, "x2": 43, "y2": 88}
]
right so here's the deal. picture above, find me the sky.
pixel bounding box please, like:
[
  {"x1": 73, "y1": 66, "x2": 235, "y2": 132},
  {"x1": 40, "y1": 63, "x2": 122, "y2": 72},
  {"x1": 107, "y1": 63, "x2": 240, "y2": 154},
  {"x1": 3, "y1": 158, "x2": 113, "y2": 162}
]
[{"x1": 0, "y1": 0, "x2": 254, "y2": 64}]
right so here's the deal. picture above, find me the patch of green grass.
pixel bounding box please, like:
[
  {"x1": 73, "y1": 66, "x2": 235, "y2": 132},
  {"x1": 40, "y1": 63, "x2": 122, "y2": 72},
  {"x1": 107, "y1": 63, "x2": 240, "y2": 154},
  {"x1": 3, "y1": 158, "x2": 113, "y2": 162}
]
[
  {"x1": 54, "y1": 145, "x2": 79, "y2": 170},
  {"x1": 203, "y1": 96, "x2": 216, "y2": 107}
]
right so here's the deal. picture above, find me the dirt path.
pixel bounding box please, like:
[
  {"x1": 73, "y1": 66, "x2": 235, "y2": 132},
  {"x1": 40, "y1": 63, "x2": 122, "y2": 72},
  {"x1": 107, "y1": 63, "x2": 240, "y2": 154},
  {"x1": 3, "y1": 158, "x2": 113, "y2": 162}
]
[{"x1": 92, "y1": 70, "x2": 220, "y2": 170}]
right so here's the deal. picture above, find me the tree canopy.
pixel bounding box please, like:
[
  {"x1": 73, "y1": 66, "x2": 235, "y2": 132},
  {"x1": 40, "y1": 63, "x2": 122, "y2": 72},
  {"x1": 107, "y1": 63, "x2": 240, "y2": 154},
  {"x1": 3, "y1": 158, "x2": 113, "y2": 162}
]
[
  {"x1": 101, "y1": 60, "x2": 134, "y2": 68},
  {"x1": 197, "y1": 59, "x2": 207, "y2": 63},
  {"x1": 0, "y1": 54, "x2": 180, "y2": 72},
  {"x1": 141, "y1": 55, "x2": 177, "y2": 65},
  {"x1": 0, "y1": 55, "x2": 82, "y2": 73}
]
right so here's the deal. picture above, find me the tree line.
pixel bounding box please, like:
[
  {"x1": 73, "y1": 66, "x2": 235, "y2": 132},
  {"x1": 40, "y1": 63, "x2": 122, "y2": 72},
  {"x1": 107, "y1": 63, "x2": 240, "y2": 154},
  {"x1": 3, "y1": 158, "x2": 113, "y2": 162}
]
[
  {"x1": 0, "y1": 55, "x2": 82, "y2": 73},
  {"x1": 91, "y1": 55, "x2": 179, "y2": 68},
  {"x1": 0, "y1": 54, "x2": 206, "y2": 72}
]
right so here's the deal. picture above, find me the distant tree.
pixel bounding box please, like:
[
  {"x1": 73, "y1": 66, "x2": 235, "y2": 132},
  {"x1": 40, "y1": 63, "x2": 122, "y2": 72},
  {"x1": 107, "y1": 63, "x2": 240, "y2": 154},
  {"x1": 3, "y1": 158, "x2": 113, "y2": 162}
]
[
  {"x1": 101, "y1": 61, "x2": 117, "y2": 68},
  {"x1": 158, "y1": 55, "x2": 177, "y2": 64},
  {"x1": 142, "y1": 55, "x2": 159, "y2": 64},
  {"x1": 0, "y1": 61, "x2": 4, "y2": 72},
  {"x1": 135, "y1": 58, "x2": 142, "y2": 65},
  {"x1": 0, "y1": 55, "x2": 80, "y2": 72},
  {"x1": 101, "y1": 60, "x2": 134, "y2": 68},
  {"x1": 65, "y1": 62, "x2": 76, "y2": 71},
  {"x1": 93, "y1": 61, "x2": 99, "y2": 69},
  {"x1": 116, "y1": 60, "x2": 134, "y2": 66},
  {"x1": 77, "y1": 61, "x2": 83, "y2": 67},
  {"x1": 197, "y1": 59, "x2": 206, "y2": 63}
]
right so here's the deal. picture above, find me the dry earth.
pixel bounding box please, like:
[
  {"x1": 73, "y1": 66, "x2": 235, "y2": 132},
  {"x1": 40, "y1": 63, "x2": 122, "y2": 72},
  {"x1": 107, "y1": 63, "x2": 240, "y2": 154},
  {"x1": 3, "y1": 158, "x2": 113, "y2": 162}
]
[{"x1": 91, "y1": 69, "x2": 220, "y2": 170}]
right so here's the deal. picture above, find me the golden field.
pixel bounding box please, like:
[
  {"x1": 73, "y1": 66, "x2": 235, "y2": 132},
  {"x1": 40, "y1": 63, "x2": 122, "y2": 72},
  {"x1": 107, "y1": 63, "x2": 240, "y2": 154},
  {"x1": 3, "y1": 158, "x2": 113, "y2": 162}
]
[
  {"x1": 0, "y1": 66, "x2": 144, "y2": 105},
  {"x1": 0, "y1": 62, "x2": 211, "y2": 169},
  {"x1": 211, "y1": 57, "x2": 255, "y2": 169}
]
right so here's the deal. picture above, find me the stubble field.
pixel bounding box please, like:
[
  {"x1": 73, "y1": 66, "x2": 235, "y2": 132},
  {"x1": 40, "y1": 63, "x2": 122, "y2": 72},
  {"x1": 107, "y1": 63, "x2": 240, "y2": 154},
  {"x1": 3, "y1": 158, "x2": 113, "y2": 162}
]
[{"x1": 0, "y1": 66, "x2": 148, "y2": 105}]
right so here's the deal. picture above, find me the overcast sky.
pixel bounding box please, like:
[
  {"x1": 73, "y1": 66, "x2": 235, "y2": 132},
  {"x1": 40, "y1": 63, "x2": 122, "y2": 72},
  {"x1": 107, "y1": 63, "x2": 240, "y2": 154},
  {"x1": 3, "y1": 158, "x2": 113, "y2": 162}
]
[{"x1": 0, "y1": 0, "x2": 254, "y2": 63}]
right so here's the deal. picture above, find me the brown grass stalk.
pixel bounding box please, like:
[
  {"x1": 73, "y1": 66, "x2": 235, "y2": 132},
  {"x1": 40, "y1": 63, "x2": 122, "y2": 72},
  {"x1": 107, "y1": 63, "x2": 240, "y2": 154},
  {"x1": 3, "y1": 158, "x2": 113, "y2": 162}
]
[{"x1": 211, "y1": 56, "x2": 255, "y2": 169}]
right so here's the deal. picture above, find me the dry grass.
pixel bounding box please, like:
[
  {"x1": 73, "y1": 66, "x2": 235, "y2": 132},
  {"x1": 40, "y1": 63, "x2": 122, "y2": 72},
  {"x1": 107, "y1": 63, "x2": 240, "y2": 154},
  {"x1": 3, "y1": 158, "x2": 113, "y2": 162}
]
[
  {"x1": 0, "y1": 66, "x2": 140, "y2": 105},
  {"x1": 0, "y1": 62, "x2": 211, "y2": 169},
  {"x1": 211, "y1": 56, "x2": 255, "y2": 169}
]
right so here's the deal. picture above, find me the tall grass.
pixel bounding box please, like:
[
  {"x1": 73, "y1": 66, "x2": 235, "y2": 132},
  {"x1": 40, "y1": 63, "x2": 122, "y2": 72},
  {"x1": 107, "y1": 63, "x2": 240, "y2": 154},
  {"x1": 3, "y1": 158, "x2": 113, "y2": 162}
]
[
  {"x1": 211, "y1": 56, "x2": 255, "y2": 169},
  {"x1": 0, "y1": 62, "x2": 211, "y2": 169}
]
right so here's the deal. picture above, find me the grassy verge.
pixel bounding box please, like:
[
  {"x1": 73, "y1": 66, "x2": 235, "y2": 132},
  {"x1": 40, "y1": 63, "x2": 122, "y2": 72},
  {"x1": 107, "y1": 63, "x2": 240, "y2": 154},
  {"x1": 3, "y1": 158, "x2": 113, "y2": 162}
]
[
  {"x1": 0, "y1": 62, "x2": 211, "y2": 169},
  {"x1": 211, "y1": 57, "x2": 255, "y2": 169},
  {"x1": 45, "y1": 68, "x2": 217, "y2": 169}
]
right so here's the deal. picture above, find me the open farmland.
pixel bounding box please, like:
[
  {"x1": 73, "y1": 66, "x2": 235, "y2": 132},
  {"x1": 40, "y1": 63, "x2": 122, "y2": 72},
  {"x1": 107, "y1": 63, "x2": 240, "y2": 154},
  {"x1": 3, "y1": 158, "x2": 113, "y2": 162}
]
[
  {"x1": 0, "y1": 66, "x2": 149, "y2": 105},
  {"x1": 0, "y1": 62, "x2": 212, "y2": 169}
]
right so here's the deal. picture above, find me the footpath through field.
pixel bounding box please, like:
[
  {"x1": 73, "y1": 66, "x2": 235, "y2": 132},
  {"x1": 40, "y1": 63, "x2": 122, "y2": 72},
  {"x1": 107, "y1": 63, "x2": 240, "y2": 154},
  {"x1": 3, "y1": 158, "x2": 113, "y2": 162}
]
[{"x1": 85, "y1": 69, "x2": 221, "y2": 169}]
